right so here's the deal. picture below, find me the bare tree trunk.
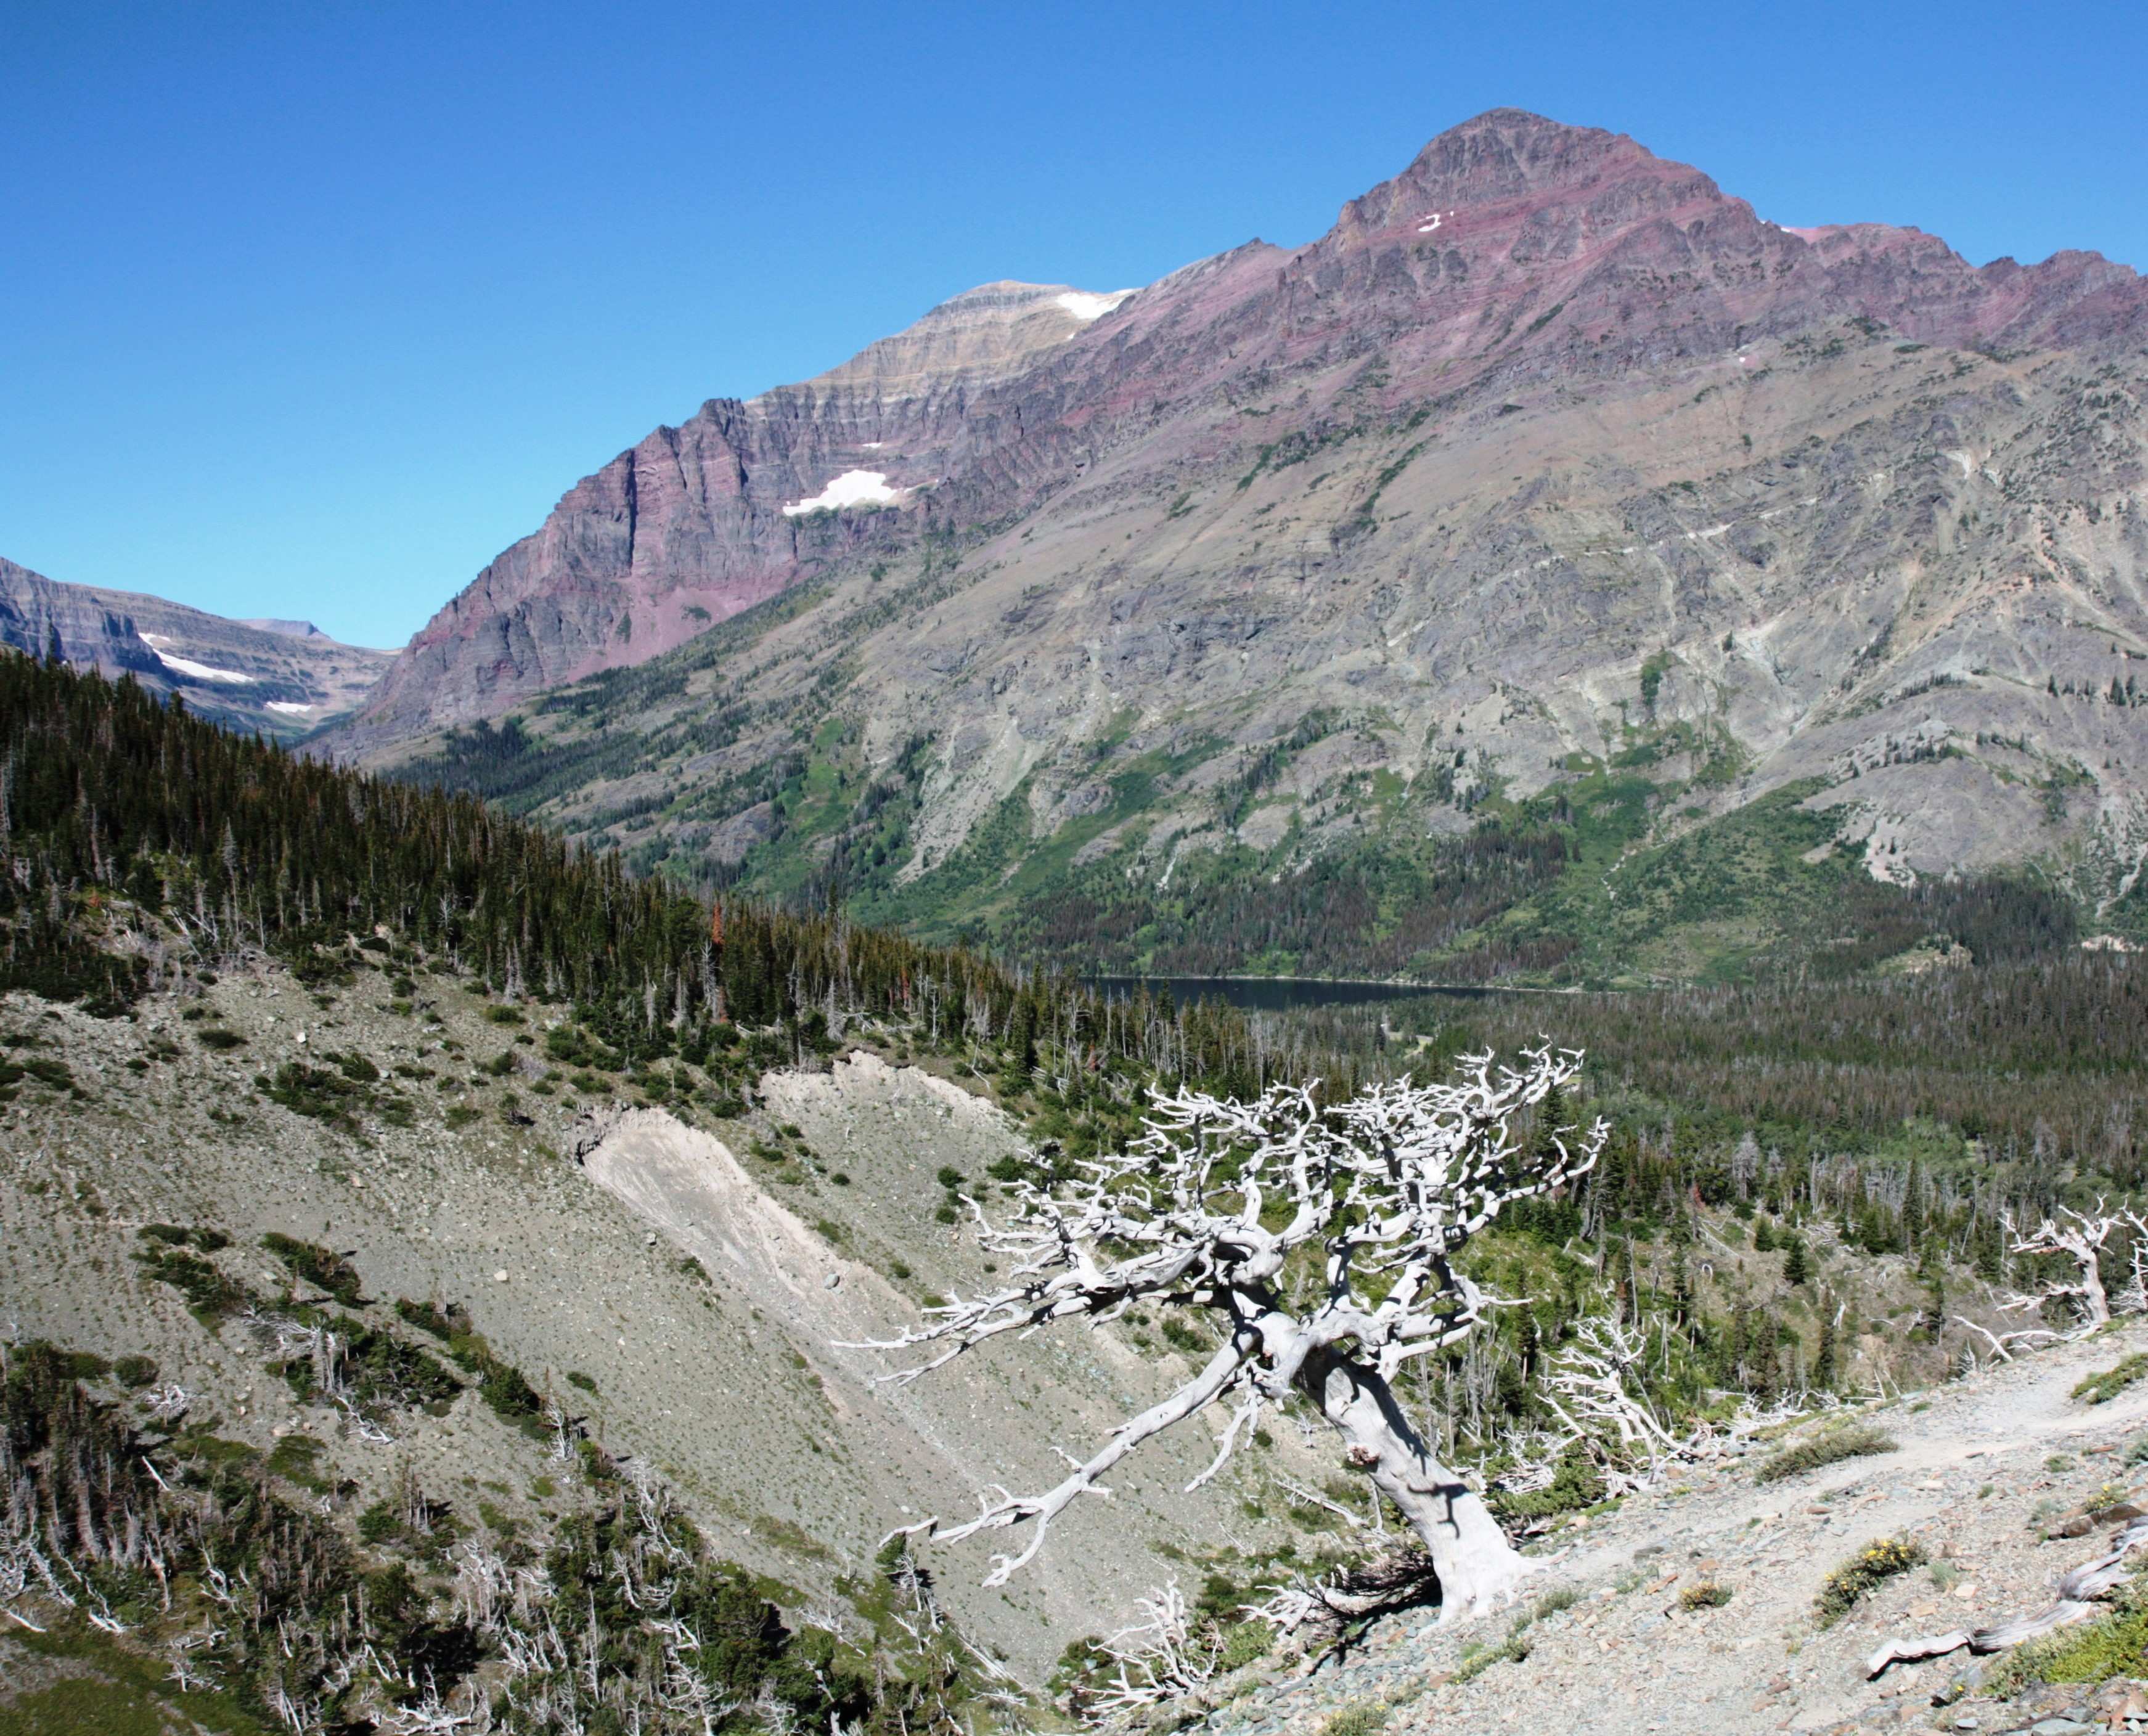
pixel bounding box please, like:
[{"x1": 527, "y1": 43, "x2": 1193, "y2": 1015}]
[{"x1": 1297, "y1": 1347, "x2": 1527, "y2": 1621}]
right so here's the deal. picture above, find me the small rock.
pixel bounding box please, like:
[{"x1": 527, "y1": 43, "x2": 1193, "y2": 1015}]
[
  {"x1": 823, "y1": 1272, "x2": 841, "y2": 1290},
  {"x1": 493, "y1": 1269, "x2": 508, "y2": 1282}
]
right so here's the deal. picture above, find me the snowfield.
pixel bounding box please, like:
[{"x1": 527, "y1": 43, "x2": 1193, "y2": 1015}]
[
  {"x1": 781, "y1": 470, "x2": 902, "y2": 516},
  {"x1": 137, "y1": 633, "x2": 253, "y2": 683},
  {"x1": 1055, "y1": 288, "x2": 1133, "y2": 322}
]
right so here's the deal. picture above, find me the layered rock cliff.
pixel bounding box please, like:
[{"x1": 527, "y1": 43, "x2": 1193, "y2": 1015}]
[
  {"x1": 339, "y1": 111, "x2": 2148, "y2": 975},
  {"x1": 0, "y1": 556, "x2": 391, "y2": 738}
]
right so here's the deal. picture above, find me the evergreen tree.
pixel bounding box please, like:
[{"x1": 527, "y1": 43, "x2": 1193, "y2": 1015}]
[
  {"x1": 1783, "y1": 1236, "x2": 1810, "y2": 1287},
  {"x1": 998, "y1": 993, "x2": 1039, "y2": 1095}
]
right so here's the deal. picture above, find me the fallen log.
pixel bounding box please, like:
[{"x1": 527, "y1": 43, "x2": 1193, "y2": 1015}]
[{"x1": 1866, "y1": 1515, "x2": 2148, "y2": 1679}]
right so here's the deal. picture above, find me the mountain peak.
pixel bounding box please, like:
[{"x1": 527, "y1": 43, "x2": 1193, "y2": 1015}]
[
  {"x1": 1382, "y1": 107, "x2": 1715, "y2": 216},
  {"x1": 803, "y1": 279, "x2": 1135, "y2": 398}
]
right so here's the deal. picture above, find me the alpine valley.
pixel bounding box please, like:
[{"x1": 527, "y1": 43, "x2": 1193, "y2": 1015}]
[
  {"x1": 10, "y1": 105, "x2": 2148, "y2": 1736},
  {"x1": 322, "y1": 108, "x2": 2148, "y2": 985}
]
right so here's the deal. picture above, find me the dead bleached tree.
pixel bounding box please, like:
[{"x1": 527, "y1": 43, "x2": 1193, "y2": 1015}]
[
  {"x1": 2001, "y1": 1202, "x2": 2128, "y2": 1335},
  {"x1": 856, "y1": 1045, "x2": 1606, "y2": 1623},
  {"x1": 1538, "y1": 1317, "x2": 1687, "y2": 1493},
  {"x1": 1085, "y1": 1581, "x2": 1219, "y2": 1716}
]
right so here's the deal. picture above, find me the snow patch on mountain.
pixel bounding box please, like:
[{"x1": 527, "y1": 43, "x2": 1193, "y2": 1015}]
[
  {"x1": 782, "y1": 471, "x2": 902, "y2": 516},
  {"x1": 137, "y1": 634, "x2": 253, "y2": 684},
  {"x1": 1055, "y1": 290, "x2": 1134, "y2": 322}
]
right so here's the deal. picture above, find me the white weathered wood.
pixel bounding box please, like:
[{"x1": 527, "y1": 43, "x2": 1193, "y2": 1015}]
[
  {"x1": 851, "y1": 1046, "x2": 1606, "y2": 1621},
  {"x1": 2001, "y1": 1202, "x2": 2127, "y2": 1333},
  {"x1": 1867, "y1": 1515, "x2": 2148, "y2": 1677}
]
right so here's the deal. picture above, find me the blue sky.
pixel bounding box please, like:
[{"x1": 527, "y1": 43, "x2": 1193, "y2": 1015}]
[{"x1": 4, "y1": 1, "x2": 2142, "y2": 649}]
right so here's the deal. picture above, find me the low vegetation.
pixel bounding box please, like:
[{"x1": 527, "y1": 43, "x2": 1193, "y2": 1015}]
[
  {"x1": 1754, "y1": 1422, "x2": 1900, "y2": 1484},
  {"x1": 2075, "y1": 1355, "x2": 2148, "y2": 1405},
  {"x1": 1816, "y1": 1537, "x2": 1927, "y2": 1626}
]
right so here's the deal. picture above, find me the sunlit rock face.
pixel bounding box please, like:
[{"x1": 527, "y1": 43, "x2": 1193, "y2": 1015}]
[{"x1": 329, "y1": 111, "x2": 2148, "y2": 914}]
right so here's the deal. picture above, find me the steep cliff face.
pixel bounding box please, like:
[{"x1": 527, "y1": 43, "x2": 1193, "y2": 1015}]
[
  {"x1": 0, "y1": 556, "x2": 391, "y2": 738},
  {"x1": 345, "y1": 111, "x2": 2148, "y2": 976},
  {"x1": 343, "y1": 282, "x2": 1150, "y2": 737}
]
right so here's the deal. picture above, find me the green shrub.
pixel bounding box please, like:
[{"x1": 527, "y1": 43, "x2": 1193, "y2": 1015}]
[
  {"x1": 1318, "y1": 1703, "x2": 1388, "y2": 1736},
  {"x1": 197, "y1": 1026, "x2": 247, "y2": 1050},
  {"x1": 1755, "y1": 1422, "x2": 1897, "y2": 1483},
  {"x1": 137, "y1": 1222, "x2": 228, "y2": 1252},
  {"x1": 266, "y1": 1433, "x2": 330, "y2": 1491},
  {"x1": 1816, "y1": 1537, "x2": 1925, "y2": 1626},
  {"x1": 261, "y1": 1233, "x2": 364, "y2": 1305},
  {"x1": 1218, "y1": 1621, "x2": 1272, "y2": 1670},
  {"x1": 545, "y1": 1024, "x2": 621, "y2": 1070},
  {"x1": 446, "y1": 1334, "x2": 546, "y2": 1432},
  {"x1": 1680, "y1": 1581, "x2": 1733, "y2": 1610},
  {"x1": 394, "y1": 1297, "x2": 463, "y2": 1340},
  {"x1": 134, "y1": 1243, "x2": 245, "y2": 1321},
  {"x1": 1161, "y1": 1316, "x2": 1207, "y2": 1353},
  {"x1": 263, "y1": 1059, "x2": 370, "y2": 1130},
  {"x1": 111, "y1": 1355, "x2": 158, "y2": 1389},
  {"x1": 2074, "y1": 1355, "x2": 2148, "y2": 1405},
  {"x1": 1450, "y1": 1628, "x2": 1531, "y2": 1684}
]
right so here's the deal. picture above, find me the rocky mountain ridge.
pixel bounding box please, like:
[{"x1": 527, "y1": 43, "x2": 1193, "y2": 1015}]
[
  {"x1": 335, "y1": 110, "x2": 2148, "y2": 979},
  {"x1": 0, "y1": 555, "x2": 391, "y2": 738},
  {"x1": 336, "y1": 108, "x2": 2148, "y2": 751}
]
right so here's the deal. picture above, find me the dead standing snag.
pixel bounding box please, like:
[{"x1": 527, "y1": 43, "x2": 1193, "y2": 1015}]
[{"x1": 851, "y1": 1045, "x2": 1606, "y2": 1623}]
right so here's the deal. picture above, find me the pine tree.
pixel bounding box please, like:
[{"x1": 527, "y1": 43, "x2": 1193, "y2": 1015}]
[
  {"x1": 1814, "y1": 1307, "x2": 1839, "y2": 1390},
  {"x1": 998, "y1": 994, "x2": 1039, "y2": 1096},
  {"x1": 1783, "y1": 1236, "x2": 1810, "y2": 1287}
]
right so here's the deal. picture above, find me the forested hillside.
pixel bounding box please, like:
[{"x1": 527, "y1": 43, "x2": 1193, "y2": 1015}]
[{"x1": 4, "y1": 650, "x2": 2148, "y2": 1735}]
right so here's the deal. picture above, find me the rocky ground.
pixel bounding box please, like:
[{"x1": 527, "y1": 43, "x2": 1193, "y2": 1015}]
[
  {"x1": 9, "y1": 956, "x2": 2148, "y2": 1728},
  {"x1": 1193, "y1": 1327, "x2": 2148, "y2": 1736},
  {"x1": 0, "y1": 961, "x2": 1331, "y2": 1676}
]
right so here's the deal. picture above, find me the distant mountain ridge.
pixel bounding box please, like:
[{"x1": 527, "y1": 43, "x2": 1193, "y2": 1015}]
[
  {"x1": 324, "y1": 110, "x2": 2148, "y2": 974},
  {"x1": 0, "y1": 556, "x2": 391, "y2": 739}
]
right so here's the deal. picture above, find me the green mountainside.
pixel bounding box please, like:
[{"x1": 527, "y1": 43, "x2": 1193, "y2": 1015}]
[{"x1": 390, "y1": 597, "x2": 2141, "y2": 988}]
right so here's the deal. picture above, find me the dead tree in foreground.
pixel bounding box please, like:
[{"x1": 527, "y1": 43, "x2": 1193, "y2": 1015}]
[{"x1": 856, "y1": 1046, "x2": 1606, "y2": 1623}]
